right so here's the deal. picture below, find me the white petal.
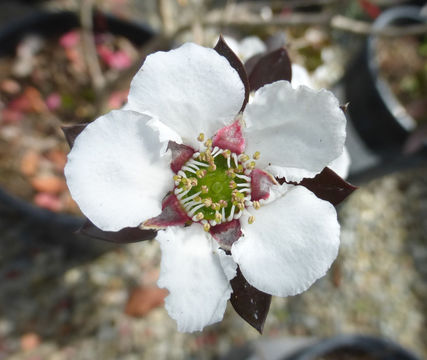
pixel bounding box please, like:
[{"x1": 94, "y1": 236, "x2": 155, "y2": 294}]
[
  {"x1": 291, "y1": 64, "x2": 314, "y2": 88},
  {"x1": 127, "y1": 43, "x2": 245, "y2": 148},
  {"x1": 157, "y1": 226, "x2": 233, "y2": 332},
  {"x1": 244, "y1": 81, "x2": 346, "y2": 182},
  {"x1": 328, "y1": 146, "x2": 351, "y2": 179},
  {"x1": 238, "y1": 36, "x2": 267, "y2": 61},
  {"x1": 65, "y1": 110, "x2": 173, "y2": 231},
  {"x1": 232, "y1": 185, "x2": 340, "y2": 297}
]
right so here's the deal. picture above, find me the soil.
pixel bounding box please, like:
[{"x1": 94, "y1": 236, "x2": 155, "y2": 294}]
[
  {"x1": 0, "y1": 28, "x2": 140, "y2": 214},
  {"x1": 376, "y1": 34, "x2": 427, "y2": 126}
]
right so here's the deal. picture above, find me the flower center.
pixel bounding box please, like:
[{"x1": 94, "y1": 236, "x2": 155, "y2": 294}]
[{"x1": 173, "y1": 135, "x2": 258, "y2": 231}]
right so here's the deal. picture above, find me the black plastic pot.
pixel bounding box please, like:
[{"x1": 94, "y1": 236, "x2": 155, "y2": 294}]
[
  {"x1": 283, "y1": 335, "x2": 420, "y2": 360},
  {"x1": 0, "y1": 10, "x2": 154, "y2": 231},
  {"x1": 345, "y1": 6, "x2": 427, "y2": 183}
]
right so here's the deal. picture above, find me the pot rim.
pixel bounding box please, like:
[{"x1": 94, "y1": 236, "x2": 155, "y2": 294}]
[
  {"x1": 0, "y1": 10, "x2": 154, "y2": 228},
  {"x1": 367, "y1": 6, "x2": 427, "y2": 133}
]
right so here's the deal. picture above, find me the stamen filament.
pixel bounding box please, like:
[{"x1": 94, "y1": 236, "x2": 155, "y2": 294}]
[
  {"x1": 181, "y1": 191, "x2": 202, "y2": 204},
  {"x1": 235, "y1": 174, "x2": 251, "y2": 181},
  {"x1": 188, "y1": 203, "x2": 205, "y2": 217},
  {"x1": 181, "y1": 166, "x2": 197, "y2": 174}
]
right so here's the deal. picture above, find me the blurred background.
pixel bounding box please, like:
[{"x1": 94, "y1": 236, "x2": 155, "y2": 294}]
[{"x1": 0, "y1": 0, "x2": 426, "y2": 359}]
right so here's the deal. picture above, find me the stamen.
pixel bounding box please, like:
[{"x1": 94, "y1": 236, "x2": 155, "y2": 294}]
[
  {"x1": 197, "y1": 133, "x2": 205, "y2": 142},
  {"x1": 201, "y1": 185, "x2": 209, "y2": 194},
  {"x1": 221, "y1": 207, "x2": 225, "y2": 221},
  {"x1": 181, "y1": 166, "x2": 197, "y2": 174},
  {"x1": 239, "y1": 154, "x2": 250, "y2": 163},
  {"x1": 235, "y1": 174, "x2": 251, "y2": 181},
  {"x1": 176, "y1": 188, "x2": 191, "y2": 200},
  {"x1": 248, "y1": 215, "x2": 255, "y2": 224},
  {"x1": 227, "y1": 204, "x2": 236, "y2": 222},
  {"x1": 237, "y1": 183, "x2": 251, "y2": 188},
  {"x1": 227, "y1": 156, "x2": 231, "y2": 169},
  {"x1": 232, "y1": 153, "x2": 239, "y2": 168},
  {"x1": 239, "y1": 188, "x2": 251, "y2": 193},
  {"x1": 203, "y1": 198, "x2": 212, "y2": 207},
  {"x1": 181, "y1": 191, "x2": 202, "y2": 204},
  {"x1": 229, "y1": 180, "x2": 237, "y2": 189},
  {"x1": 253, "y1": 151, "x2": 260, "y2": 160},
  {"x1": 193, "y1": 212, "x2": 204, "y2": 221},
  {"x1": 203, "y1": 223, "x2": 211, "y2": 232},
  {"x1": 234, "y1": 210, "x2": 243, "y2": 219},
  {"x1": 189, "y1": 159, "x2": 209, "y2": 167},
  {"x1": 215, "y1": 212, "x2": 222, "y2": 223},
  {"x1": 192, "y1": 152, "x2": 200, "y2": 159},
  {"x1": 178, "y1": 170, "x2": 187, "y2": 178},
  {"x1": 188, "y1": 203, "x2": 205, "y2": 217},
  {"x1": 211, "y1": 147, "x2": 220, "y2": 156},
  {"x1": 204, "y1": 139, "x2": 212, "y2": 149},
  {"x1": 253, "y1": 201, "x2": 260, "y2": 209},
  {"x1": 174, "y1": 187, "x2": 183, "y2": 195},
  {"x1": 186, "y1": 162, "x2": 200, "y2": 171}
]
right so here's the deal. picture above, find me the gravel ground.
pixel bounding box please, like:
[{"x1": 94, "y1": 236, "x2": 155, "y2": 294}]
[{"x1": 0, "y1": 167, "x2": 426, "y2": 359}]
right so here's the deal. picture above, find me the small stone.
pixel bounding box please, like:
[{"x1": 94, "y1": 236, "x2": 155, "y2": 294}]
[
  {"x1": 34, "y1": 193, "x2": 62, "y2": 212},
  {"x1": 31, "y1": 175, "x2": 67, "y2": 194},
  {"x1": 1, "y1": 79, "x2": 21, "y2": 94},
  {"x1": 125, "y1": 287, "x2": 167, "y2": 317},
  {"x1": 20, "y1": 332, "x2": 40, "y2": 351},
  {"x1": 20, "y1": 150, "x2": 40, "y2": 177}
]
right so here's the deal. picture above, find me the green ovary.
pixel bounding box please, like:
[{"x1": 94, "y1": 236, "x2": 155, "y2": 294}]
[{"x1": 178, "y1": 154, "x2": 248, "y2": 222}]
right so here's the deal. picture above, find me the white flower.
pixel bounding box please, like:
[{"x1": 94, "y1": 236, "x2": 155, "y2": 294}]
[{"x1": 65, "y1": 41, "x2": 349, "y2": 333}]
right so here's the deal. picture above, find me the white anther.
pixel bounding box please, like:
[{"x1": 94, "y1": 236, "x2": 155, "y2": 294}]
[
  {"x1": 181, "y1": 166, "x2": 197, "y2": 174},
  {"x1": 192, "y1": 152, "x2": 200, "y2": 158},
  {"x1": 174, "y1": 188, "x2": 183, "y2": 195},
  {"x1": 201, "y1": 219, "x2": 208, "y2": 225},
  {"x1": 227, "y1": 204, "x2": 236, "y2": 222},
  {"x1": 235, "y1": 174, "x2": 251, "y2": 181},
  {"x1": 245, "y1": 200, "x2": 252, "y2": 207},
  {"x1": 209, "y1": 220, "x2": 217, "y2": 226},
  {"x1": 178, "y1": 170, "x2": 187, "y2": 178},
  {"x1": 244, "y1": 170, "x2": 252, "y2": 176},
  {"x1": 188, "y1": 203, "x2": 205, "y2": 217}
]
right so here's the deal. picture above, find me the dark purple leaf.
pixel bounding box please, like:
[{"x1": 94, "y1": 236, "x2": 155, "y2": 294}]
[
  {"x1": 143, "y1": 193, "x2": 191, "y2": 229},
  {"x1": 168, "y1": 141, "x2": 195, "y2": 174},
  {"x1": 277, "y1": 167, "x2": 357, "y2": 206},
  {"x1": 244, "y1": 53, "x2": 263, "y2": 77},
  {"x1": 214, "y1": 35, "x2": 250, "y2": 112},
  {"x1": 230, "y1": 267, "x2": 271, "y2": 334},
  {"x1": 248, "y1": 47, "x2": 292, "y2": 92},
  {"x1": 61, "y1": 123, "x2": 89, "y2": 148},
  {"x1": 209, "y1": 219, "x2": 242, "y2": 250},
  {"x1": 78, "y1": 219, "x2": 156, "y2": 243}
]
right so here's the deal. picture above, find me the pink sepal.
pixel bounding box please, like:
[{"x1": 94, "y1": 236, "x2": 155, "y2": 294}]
[
  {"x1": 168, "y1": 141, "x2": 195, "y2": 173},
  {"x1": 209, "y1": 219, "x2": 242, "y2": 250},
  {"x1": 250, "y1": 169, "x2": 276, "y2": 201},
  {"x1": 142, "y1": 193, "x2": 191, "y2": 229},
  {"x1": 212, "y1": 120, "x2": 245, "y2": 155}
]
